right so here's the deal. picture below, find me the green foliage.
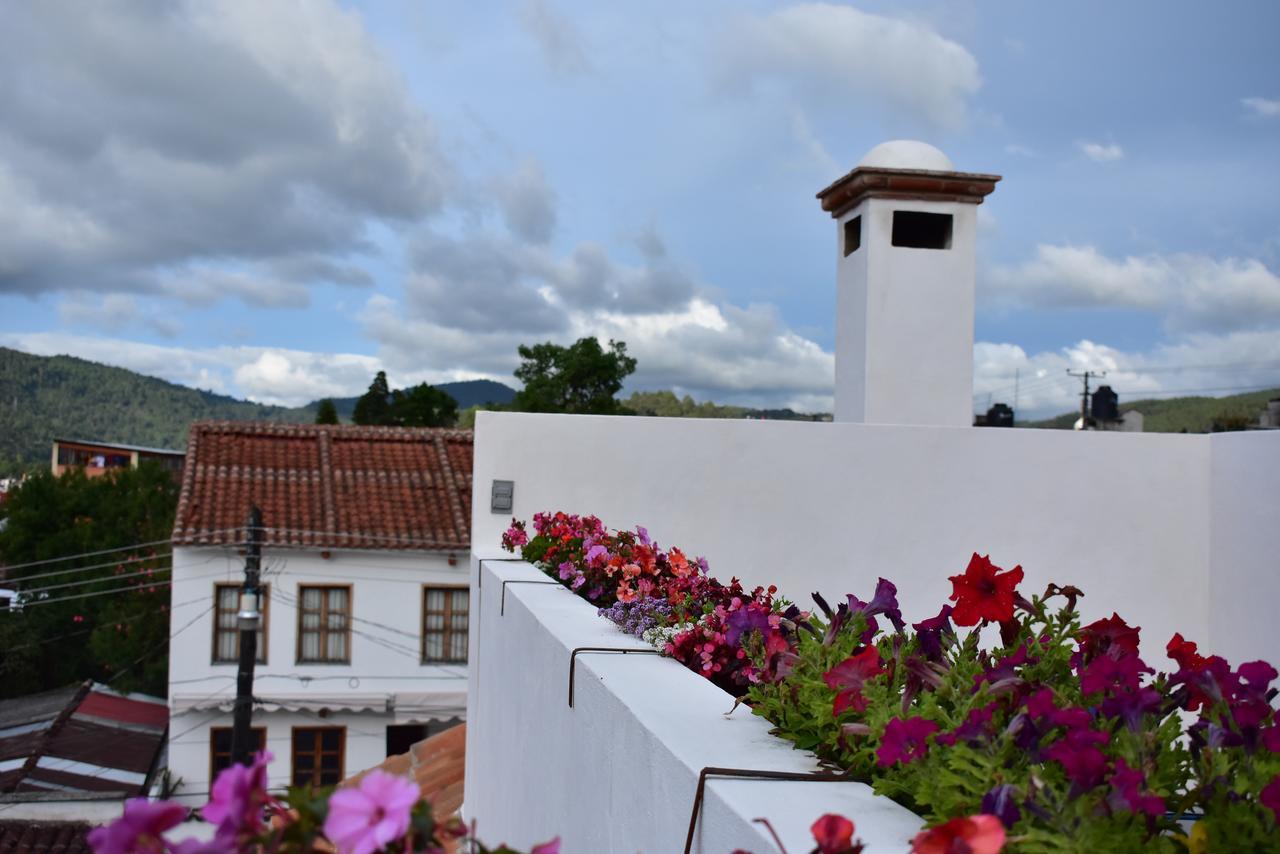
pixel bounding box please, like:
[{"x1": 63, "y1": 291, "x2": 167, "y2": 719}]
[
  {"x1": 512, "y1": 338, "x2": 637, "y2": 415},
  {"x1": 0, "y1": 462, "x2": 178, "y2": 697},
  {"x1": 314, "y1": 399, "x2": 340, "y2": 425},
  {"x1": 623, "y1": 390, "x2": 746, "y2": 418},
  {"x1": 1024, "y1": 387, "x2": 1280, "y2": 433}
]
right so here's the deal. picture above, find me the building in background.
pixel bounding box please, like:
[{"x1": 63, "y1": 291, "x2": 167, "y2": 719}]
[
  {"x1": 165, "y1": 422, "x2": 472, "y2": 805},
  {"x1": 51, "y1": 438, "x2": 185, "y2": 479},
  {"x1": 0, "y1": 681, "x2": 168, "y2": 827}
]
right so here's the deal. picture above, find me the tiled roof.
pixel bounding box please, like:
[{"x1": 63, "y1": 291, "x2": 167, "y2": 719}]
[
  {"x1": 0, "y1": 821, "x2": 91, "y2": 853},
  {"x1": 172, "y1": 422, "x2": 474, "y2": 552},
  {"x1": 344, "y1": 723, "x2": 466, "y2": 825},
  {"x1": 0, "y1": 682, "x2": 167, "y2": 797}
]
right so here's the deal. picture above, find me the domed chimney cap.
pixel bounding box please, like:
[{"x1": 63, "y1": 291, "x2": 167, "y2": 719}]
[{"x1": 857, "y1": 140, "x2": 955, "y2": 172}]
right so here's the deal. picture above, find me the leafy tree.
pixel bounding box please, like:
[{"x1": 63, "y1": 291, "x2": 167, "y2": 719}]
[
  {"x1": 0, "y1": 463, "x2": 178, "y2": 697},
  {"x1": 314, "y1": 399, "x2": 340, "y2": 425},
  {"x1": 352, "y1": 371, "x2": 392, "y2": 426},
  {"x1": 388, "y1": 384, "x2": 458, "y2": 427},
  {"x1": 512, "y1": 338, "x2": 637, "y2": 415}
]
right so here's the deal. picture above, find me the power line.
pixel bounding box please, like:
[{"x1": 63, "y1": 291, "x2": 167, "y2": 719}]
[
  {"x1": 10, "y1": 570, "x2": 230, "y2": 609},
  {"x1": 0, "y1": 538, "x2": 181, "y2": 573},
  {"x1": 1, "y1": 593, "x2": 217, "y2": 653},
  {"x1": 19, "y1": 564, "x2": 172, "y2": 597},
  {"x1": 5, "y1": 551, "x2": 174, "y2": 585}
]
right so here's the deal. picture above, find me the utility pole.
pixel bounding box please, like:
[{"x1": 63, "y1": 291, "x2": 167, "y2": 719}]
[
  {"x1": 1067, "y1": 369, "x2": 1106, "y2": 430},
  {"x1": 230, "y1": 506, "x2": 263, "y2": 766}
]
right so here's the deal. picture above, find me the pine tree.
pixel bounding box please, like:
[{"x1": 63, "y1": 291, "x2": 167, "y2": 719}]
[
  {"x1": 352, "y1": 371, "x2": 392, "y2": 425},
  {"x1": 314, "y1": 399, "x2": 339, "y2": 425}
]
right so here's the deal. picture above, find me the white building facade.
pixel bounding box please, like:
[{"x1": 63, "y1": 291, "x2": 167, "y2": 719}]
[{"x1": 166, "y1": 422, "x2": 472, "y2": 803}]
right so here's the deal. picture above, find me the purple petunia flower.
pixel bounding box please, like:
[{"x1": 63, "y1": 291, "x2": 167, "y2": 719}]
[
  {"x1": 981, "y1": 784, "x2": 1022, "y2": 829},
  {"x1": 88, "y1": 798, "x2": 188, "y2": 853},
  {"x1": 636, "y1": 525, "x2": 651, "y2": 546},
  {"x1": 1106, "y1": 760, "x2": 1165, "y2": 818},
  {"x1": 912, "y1": 604, "x2": 954, "y2": 660},
  {"x1": 324, "y1": 770, "x2": 419, "y2": 854},
  {"x1": 847, "y1": 578, "x2": 905, "y2": 633},
  {"x1": 202, "y1": 751, "x2": 273, "y2": 837}
]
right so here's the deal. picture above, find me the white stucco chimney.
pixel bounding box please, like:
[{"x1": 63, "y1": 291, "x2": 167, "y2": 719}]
[{"x1": 816, "y1": 141, "x2": 1000, "y2": 426}]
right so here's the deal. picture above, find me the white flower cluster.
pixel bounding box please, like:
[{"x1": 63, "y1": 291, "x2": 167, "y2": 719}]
[{"x1": 641, "y1": 622, "x2": 693, "y2": 653}]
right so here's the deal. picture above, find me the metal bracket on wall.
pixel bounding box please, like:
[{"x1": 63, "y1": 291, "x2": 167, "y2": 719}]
[
  {"x1": 499, "y1": 579, "x2": 561, "y2": 616},
  {"x1": 567, "y1": 646, "x2": 661, "y2": 708},
  {"x1": 682, "y1": 766, "x2": 852, "y2": 854}
]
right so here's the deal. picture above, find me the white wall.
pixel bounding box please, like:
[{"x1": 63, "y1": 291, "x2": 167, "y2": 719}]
[
  {"x1": 473, "y1": 412, "x2": 1279, "y2": 668},
  {"x1": 1208, "y1": 432, "x2": 1280, "y2": 665},
  {"x1": 464, "y1": 559, "x2": 923, "y2": 853},
  {"x1": 167, "y1": 546, "x2": 470, "y2": 801}
]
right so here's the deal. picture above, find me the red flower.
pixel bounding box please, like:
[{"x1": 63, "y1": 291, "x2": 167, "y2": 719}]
[
  {"x1": 910, "y1": 815, "x2": 1006, "y2": 854},
  {"x1": 948, "y1": 554, "x2": 1024, "y2": 627},
  {"x1": 1166, "y1": 633, "x2": 1206, "y2": 672},
  {"x1": 810, "y1": 813, "x2": 856, "y2": 854},
  {"x1": 1077, "y1": 613, "x2": 1140, "y2": 663},
  {"x1": 823, "y1": 646, "x2": 884, "y2": 716}
]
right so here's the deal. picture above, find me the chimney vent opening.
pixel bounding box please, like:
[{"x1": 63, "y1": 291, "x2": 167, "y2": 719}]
[
  {"x1": 891, "y1": 210, "x2": 952, "y2": 250},
  {"x1": 842, "y1": 216, "x2": 862, "y2": 256}
]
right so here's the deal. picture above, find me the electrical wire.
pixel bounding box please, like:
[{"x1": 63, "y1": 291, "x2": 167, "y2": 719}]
[
  {"x1": 11, "y1": 569, "x2": 231, "y2": 609},
  {"x1": 1, "y1": 593, "x2": 218, "y2": 653},
  {"x1": 4, "y1": 551, "x2": 174, "y2": 585}
]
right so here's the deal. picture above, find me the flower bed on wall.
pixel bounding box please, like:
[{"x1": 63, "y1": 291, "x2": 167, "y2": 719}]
[{"x1": 503, "y1": 512, "x2": 1280, "y2": 853}]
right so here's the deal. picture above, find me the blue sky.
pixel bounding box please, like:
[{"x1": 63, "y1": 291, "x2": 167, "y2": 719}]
[{"x1": 1, "y1": 0, "x2": 1278, "y2": 416}]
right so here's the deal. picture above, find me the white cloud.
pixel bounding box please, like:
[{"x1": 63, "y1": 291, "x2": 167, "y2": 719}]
[
  {"x1": 1241, "y1": 97, "x2": 1280, "y2": 118},
  {"x1": 1078, "y1": 141, "x2": 1124, "y2": 162},
  {"x1": 974, "y1": 331, "x2": 1280, "y2": 418},
  {"x1": 1004, "y1": 144, "x2": 1035, "y2": 157},
  {"x1": 985, "y1": 244, "x2": 1280, "y2": 332},
  {"x1": 717, "y1": 3, "x2": 982, "y2": 129}
]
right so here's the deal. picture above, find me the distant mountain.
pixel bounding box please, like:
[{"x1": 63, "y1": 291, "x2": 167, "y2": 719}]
[
  {"x1": 1022, "y1": 387, "x2": 1280, "y2": 433},
  {"x1": 0, "y1": 348, "x2": 521, "y2": 473},
  {"x1": 309, "y1": 379, "x2": 517, "y2": 419}
]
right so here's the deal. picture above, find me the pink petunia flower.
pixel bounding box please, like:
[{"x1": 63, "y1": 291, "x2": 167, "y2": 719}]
[
  {"x1": 87, "y1": 798, "x2": 187, "y2": 853},
  {"x1": 876, "y1": 716, "x2": 939, "y2": 768},
  {"x1": 323, "y1": 770, "x2": 420, "y2": 854},
  {"x1": 202, "y1": 750, "x2": 272, "y2": 837},
  {"x1": 531, "y1": 839, "x2": 562, "y2": 854}
]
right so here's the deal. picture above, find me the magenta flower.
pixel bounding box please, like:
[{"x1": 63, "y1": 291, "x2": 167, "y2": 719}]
[
  {"x1": 323, "y1": 770, "x2": 420, "y2": 854},
  {"x1": 87, "y1": 798, "x2": 187, "y2": 853},
  {"x1": 876, "y1": 716, "x2": 939, "y2": 767},
  {"x1": 1044, "y1": 728, "x2": 1110, "y2": 789},
  {"x1": 202, "y1": 750, "x2": 272, "y2": 836},
  {"x1": 823, "y1": 646, "x2": 884, "y2": 716},
  {"x1": 1261, "y1": 775, "x2": 1280, "y2": 820},
  {"x1": 1107, "y1": 760, "x2": 1165, "y2": 818}
]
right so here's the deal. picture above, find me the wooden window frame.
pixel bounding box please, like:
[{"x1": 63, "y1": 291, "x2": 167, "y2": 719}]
[
  {"x1": 290, "y1": 726, "x2": 346, "y2": 787},
  {"x1": 296, "y1": 584, "x2": 353, "y2": 665},
  {"x1": 209, "y1": 726, "x2": 266, "y2": 785},
  {"x1": 212, "y1": 583, "x2": 269, "y2": 665},
  {"x1": 421, "y1": 584, "x2": 469, "y2": 664}
]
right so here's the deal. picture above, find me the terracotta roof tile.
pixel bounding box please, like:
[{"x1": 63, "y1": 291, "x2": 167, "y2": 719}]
[
  {"x1": 0, "y1": 821, "x2": 91, "y2": 853},
  {"x1": 172, "y1": 423, "x2": 474, "y2": 552}
]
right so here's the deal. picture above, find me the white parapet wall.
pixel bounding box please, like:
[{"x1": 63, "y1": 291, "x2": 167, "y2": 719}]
[
  {"x1": 471, "y1": 412, "x2": 1280, "y2": 670},
  {"x1": 464, "y1": 558, "x2": 924, "y2": 853}
]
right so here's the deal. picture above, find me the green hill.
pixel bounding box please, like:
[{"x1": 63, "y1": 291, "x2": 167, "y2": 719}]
[
  {"x1": 0, "y1": 348, "x2": 524, "y2": 473},
  {"x1": 0, "y1": 347, "x2": 308, "y2": 472},
  {"x1": 1022, "y1": 387, "x2": 1280, "y2": 433}
]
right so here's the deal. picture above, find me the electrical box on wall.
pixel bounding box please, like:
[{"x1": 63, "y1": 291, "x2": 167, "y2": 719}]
[{"x1": 490, "y1": 479, "x2": 513, "y2": 513}]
